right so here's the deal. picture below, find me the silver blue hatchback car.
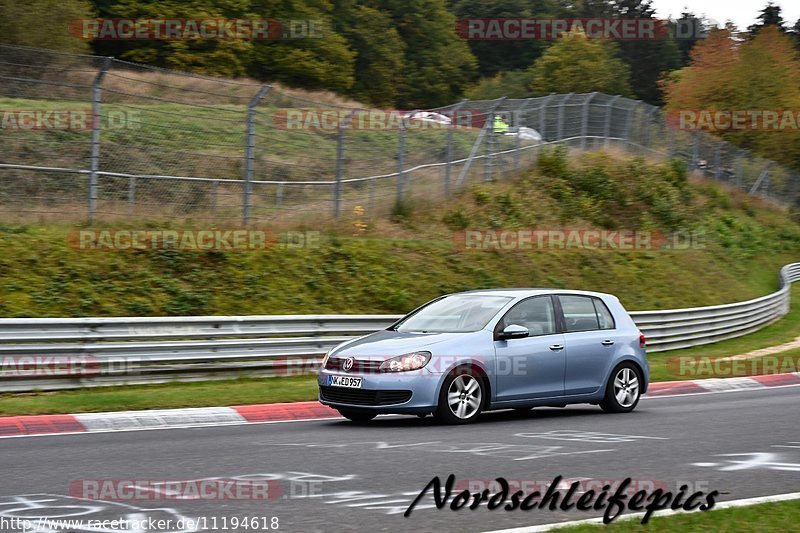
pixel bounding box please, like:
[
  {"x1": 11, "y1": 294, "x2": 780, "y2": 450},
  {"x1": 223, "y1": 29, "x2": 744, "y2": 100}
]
[{"x1": 318, "y1": 289, "x2": 648, "y2": 424}]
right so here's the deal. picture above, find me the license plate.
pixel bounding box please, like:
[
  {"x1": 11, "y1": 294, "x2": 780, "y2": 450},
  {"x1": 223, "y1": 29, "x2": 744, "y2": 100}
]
[{"x1": 327, "y1": 375, "x2": 363, "y2": 388}]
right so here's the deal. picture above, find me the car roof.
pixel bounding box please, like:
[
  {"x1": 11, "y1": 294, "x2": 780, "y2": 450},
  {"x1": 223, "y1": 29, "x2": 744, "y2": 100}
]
[{"x1": 449, "y1": 288, "x2": 616, "y2": 299}]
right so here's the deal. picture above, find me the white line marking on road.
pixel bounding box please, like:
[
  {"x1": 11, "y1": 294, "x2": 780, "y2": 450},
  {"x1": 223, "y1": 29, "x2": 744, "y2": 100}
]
[{"x1": 481, "y1": 491, "x2": 800, "y2": 532}]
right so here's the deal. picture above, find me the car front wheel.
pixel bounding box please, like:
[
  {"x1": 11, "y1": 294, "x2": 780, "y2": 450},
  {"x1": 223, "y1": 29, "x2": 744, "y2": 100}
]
[
  {"x1": 435, "y1": 368, "x2": 485, "y2": 424},
  {"x1": 600, "y1": 363, "x2": 642, "y2": 413}
]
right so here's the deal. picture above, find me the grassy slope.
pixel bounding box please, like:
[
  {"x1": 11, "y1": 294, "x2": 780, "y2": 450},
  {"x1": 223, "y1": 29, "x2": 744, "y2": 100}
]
[
  {"x1": 1, "y1": 149, "x2": 798, "y2": 318},
  {"x1": 0, "y1": 150, "x2": 799, "y2": 415}
]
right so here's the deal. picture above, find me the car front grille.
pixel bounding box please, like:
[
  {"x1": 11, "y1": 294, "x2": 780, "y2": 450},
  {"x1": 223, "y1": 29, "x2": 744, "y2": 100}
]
[
  {"x1": 319, "y1": 386, "x2": 412, "y2": 406},
  {"x1": 325, "y1": 357, "x2": 384, "y2": 373}
]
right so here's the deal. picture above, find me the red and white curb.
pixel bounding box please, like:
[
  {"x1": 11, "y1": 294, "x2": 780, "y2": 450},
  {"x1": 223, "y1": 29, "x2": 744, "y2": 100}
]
[
  {"x1": 644, "y1": 371, "x2": 800, "y2": 396},
  {"x1": 0, "y1": 372, "x2": 798, "y2": 438}
]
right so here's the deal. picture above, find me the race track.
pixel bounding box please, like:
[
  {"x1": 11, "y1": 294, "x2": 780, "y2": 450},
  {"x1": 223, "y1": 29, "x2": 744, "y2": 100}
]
[{"x1": 2, "y1": 386, "x2": 799, "y2": 532}]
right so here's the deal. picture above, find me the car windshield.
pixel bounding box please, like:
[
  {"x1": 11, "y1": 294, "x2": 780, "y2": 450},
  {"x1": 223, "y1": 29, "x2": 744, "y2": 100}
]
[{"x1": 394, "y1": 295, "x2": 512, "y2": 333}]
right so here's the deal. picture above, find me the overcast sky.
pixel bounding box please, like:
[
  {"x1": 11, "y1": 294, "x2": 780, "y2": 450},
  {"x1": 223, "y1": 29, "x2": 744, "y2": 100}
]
[{"x1": 652, "y1": 0, "x2": 799, "y2": 30}]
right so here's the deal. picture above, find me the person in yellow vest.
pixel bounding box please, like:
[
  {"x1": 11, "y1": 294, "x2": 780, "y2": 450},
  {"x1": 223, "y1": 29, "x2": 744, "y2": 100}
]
[{"x1": 493, "y1": 115, "x2": 509, "y2": 134}]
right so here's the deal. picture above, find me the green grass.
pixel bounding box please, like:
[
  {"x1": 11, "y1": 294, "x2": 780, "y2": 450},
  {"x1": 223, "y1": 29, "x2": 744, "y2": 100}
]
[
  {"x1": 0, "y1": 376, "x2": 318, "y2": 416},
  {"x1": 560, "y1": 499, "x2": 800, "y2": 532}
]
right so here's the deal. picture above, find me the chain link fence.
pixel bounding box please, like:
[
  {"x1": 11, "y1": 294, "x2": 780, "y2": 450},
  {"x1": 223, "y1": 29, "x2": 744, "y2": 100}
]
[{"x1": 1, "y1": 44, "x2": 798, "y2": 225}]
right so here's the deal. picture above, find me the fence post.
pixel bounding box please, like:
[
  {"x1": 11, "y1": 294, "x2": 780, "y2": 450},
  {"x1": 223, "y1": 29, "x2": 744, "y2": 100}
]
[
  {"x1": 603, "y1": 95, "x2": 621, "y2": 150},
  {"x1": 623, "y1": 100, "x2": 639, "y2": 150},
  {"x1": 334, "y1": 124, "x2": 346, "y2": 217},
  {"x1": 557, "y1": 92, "x2": 573, "y2": 142},
  {"x1": 211, "y1": 180, "x2": 218, "y2": 218},
  {"x1": 242, "y1": 84, "x2": 271, "y2": 225},
  {"x1": 539, "y1": 94, "x2": 554, "y2": 140},
  {"x1": 88, "y1": 57, "x2": 111, "y2": 222},
  {"x1": 127, "y1": 177, "x2": 136, "y2": 214},
  {"x1": 691, "y1": 132, "x2": 700, "y2": 171},
  {"x1": 445, "y1": 99, "x2": 468, "y2": 197},
  {"x1": 454, "y1": 97, "x2": 505, "y2": 190},
  {"x1": 484, "y1": 103, "x2": 501, "y2": 182},
  {"x1": 514, "y1": 98, "x2": 535, "y2": 170},
  {"x1": 643, "y1": 106, "x2": 658, "y2": 154},
  {"x1": 713, "y1": 143, "x2": 722, "y2": 180},
  {"x1": 580, "y1": 92, "x2": 597, "y2": 150},
  {"x1": 396, "y1": 123, "x2": 407, "y2": 204}
]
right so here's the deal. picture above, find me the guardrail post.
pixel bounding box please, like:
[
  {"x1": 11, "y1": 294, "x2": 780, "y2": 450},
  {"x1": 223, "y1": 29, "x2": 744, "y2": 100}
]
[
  {"x1": 445, "y1": 99, "x2": 467, "y2": 197},
  {"x1": 603, "y1": 95, "x2": 620, "y2": 149},
  {"x1": 243, "y1": 84, "x2": 271, "y2": 225},
  {"x1": 88, "y1": 57, "x2": 111, "y2": 223},
  {"x1": 580, "y1": 92, "x2": 597, "y2": 150}
]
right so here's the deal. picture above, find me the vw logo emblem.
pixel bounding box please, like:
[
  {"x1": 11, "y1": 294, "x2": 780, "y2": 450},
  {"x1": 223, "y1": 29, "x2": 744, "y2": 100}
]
[{"x1": 342, "y1": 357, "x2": 355, "y2": 372}]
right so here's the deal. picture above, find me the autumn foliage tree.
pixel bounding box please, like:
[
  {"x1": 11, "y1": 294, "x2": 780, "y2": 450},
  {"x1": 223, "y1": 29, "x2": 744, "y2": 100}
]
[{"x1": 663, "y1": 25, "x2": 800, "y2": 170}]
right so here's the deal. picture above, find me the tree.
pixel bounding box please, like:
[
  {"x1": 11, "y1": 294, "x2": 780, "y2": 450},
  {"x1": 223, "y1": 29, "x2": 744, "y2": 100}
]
[
  {"x1": 377, "y1": 0, "x2": 477, "y2": 107},
  {"x1": 0, "y1": 0, "x2": 94, "y2": 53},
  {"x1": 663, "y1": 26, "x2": 800, "y2": 171},
  {"x1": 748, "y1": 2, "x2": 786, "y2": 35},
  {"x1": 611, "y1": 0, "x2": 682, "y2": 105},
  {"x1": 450, "y1": 0, "x2": 558, "y2": 78},
  {"x1": 248, "y1": 0, "x2": 355, "y2": 92},
  {"x1": 333, "y1": 0, "x2": 405, "y2": 106},
  {"x1": 465, "y1": 70, "x2": 535, "y2": 99},
  {"x1": 91, "y1": 0, "x2": 255, "y2": 77},
  {"x1": 527, "y1": 29, "x2": 632, "y2": 96}
]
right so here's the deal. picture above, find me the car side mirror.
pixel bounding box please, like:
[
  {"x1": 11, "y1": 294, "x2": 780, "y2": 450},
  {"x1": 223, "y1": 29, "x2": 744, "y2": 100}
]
[{"x1": 498, "y1": 324, "x2": 529, "y2": 340}]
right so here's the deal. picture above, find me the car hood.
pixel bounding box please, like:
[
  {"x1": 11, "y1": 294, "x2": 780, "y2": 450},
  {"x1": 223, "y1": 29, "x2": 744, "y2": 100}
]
[{"x1": 330, "y1": 329, "x2": 474, "y2": 357}]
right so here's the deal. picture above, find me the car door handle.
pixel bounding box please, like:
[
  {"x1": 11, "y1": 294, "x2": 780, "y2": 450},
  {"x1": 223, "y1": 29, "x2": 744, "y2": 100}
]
[
  {"x1": 601, "y1": 340, "x2": 615, "y2": 346},
  {"x1": 549, "y1": 344, "x2": 564, "y2": 351}
]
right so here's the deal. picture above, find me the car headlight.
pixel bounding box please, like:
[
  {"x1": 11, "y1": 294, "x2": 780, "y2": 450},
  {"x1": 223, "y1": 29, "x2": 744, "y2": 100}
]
[{"x1": 379, "y1": 351, "x2": 431, "y2": 372}]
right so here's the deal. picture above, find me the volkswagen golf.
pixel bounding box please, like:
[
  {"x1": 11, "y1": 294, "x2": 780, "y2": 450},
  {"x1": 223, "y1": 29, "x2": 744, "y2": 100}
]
[{"x1": 318, "y1": 289, "x2": 648, "y2": 424}]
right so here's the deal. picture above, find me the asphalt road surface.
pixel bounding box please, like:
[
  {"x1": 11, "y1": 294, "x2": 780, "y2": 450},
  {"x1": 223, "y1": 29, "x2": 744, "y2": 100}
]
[{"x1": 2, "y1": 386, "x2": 799, "y2": 532}]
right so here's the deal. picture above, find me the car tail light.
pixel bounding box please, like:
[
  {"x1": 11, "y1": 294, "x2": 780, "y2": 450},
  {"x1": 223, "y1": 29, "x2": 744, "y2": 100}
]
[{"x1": 639, "y1": 332, "x2": 646, "y2": 348}]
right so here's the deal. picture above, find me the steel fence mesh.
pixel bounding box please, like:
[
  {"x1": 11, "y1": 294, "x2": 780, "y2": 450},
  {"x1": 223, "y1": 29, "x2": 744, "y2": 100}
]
[{"x1": 0, "y1": 44, "x2": 797, "y2": 224}]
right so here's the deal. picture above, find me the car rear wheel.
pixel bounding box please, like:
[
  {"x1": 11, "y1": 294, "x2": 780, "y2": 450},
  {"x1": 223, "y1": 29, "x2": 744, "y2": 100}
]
[
  {"x1": 435, "y1": 369, "x2": 485, "y2": 424},
  {"x1": 337, "y1": 409, "x2": 377, "y2": 423},
  {"x1": 600, "y1": 363, "x2": 641, "y2": 413}
]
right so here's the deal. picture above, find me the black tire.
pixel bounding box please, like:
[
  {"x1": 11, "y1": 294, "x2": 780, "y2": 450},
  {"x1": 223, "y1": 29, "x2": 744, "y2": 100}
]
[
  {"x1": 434, "y1": 367, "x2": 485, "y2": 424},
  {"x1": 337, "y1": 409, "x2": 377, "y2": 423},
  {"x1": 599, "y1": 362, "x2": 642, "y2": 413}
]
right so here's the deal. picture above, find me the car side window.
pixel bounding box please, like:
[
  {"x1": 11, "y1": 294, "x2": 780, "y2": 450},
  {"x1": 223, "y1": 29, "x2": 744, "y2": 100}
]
[
  {"x1": 499, "y1": 296, "x2": 556, "y2": 336},
  {"x1": 560, "y1": 295, "x2": 601, "y2": 332},
  {"x1": 593, "y1": 298, "x2": 616, "y2": 329}
]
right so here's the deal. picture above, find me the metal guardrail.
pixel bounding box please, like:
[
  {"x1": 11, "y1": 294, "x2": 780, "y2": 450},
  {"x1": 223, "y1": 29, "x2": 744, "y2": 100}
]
[{"x1": 0, "y1": 263, "x2": 797, "y2": 391}]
